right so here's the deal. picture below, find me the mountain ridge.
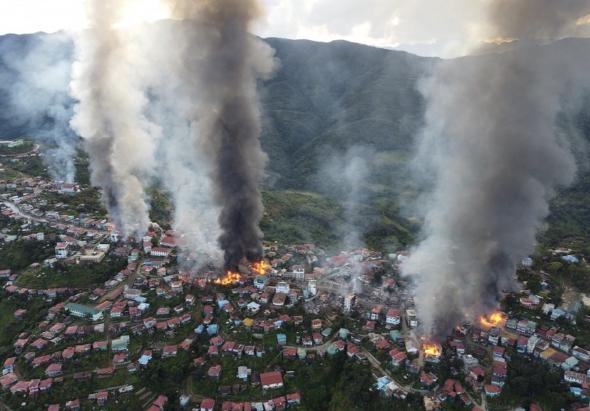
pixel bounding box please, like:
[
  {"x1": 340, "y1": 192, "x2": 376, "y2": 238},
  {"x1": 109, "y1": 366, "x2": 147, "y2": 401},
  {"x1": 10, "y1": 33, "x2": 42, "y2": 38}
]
[{"x1": 1, "y1": 31, "x2": 590, "y2": 250}]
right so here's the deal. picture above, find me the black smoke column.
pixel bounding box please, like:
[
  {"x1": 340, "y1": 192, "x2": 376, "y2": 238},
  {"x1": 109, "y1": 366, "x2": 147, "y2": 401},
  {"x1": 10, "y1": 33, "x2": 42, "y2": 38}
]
[{"x1": 169, "y1": 0, "x2": 276, "y2": 270}]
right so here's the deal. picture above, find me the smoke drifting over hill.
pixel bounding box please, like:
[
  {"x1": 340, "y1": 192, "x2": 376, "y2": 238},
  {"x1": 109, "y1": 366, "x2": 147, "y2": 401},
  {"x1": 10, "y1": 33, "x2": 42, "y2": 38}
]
[
  {"x1": 402, "y1": 0, "x2": 590, "y2": 337},
  {"x1": 0, "y1": 33, "x2": 77, "y2": 182}
]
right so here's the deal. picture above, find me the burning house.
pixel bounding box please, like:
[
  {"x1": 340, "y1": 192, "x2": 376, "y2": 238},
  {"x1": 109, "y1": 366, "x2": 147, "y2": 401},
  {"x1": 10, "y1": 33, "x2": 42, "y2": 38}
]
[{"x1": 422, "y1": 341, "x2": 442, "y2": 363}]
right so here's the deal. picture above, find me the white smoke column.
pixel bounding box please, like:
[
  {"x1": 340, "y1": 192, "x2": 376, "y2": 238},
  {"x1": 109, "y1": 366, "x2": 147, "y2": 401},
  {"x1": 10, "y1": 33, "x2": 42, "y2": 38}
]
[
  {"x1": 0, "y1": 33, "x2": 77, "y2": 182},
  {"x1": 402, "y1": 0, "x2": 590, "y2": 338},
  {"x1": 128, "y1": 20, "x2": 223, "y2": 267},
  {"x1": 321, "y1": 146, "x2": 372, "y2": 293},
  {"x1": 69, "y1": 0, "x2": 156, "y2": 237}
]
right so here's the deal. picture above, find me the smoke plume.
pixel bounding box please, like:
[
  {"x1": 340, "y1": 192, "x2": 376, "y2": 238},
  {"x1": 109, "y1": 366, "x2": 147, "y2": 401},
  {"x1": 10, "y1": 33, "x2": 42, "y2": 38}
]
[
  {"x1": 402, "y1": 0, "x2": 590, "y2": 338},
  {"x1": 167, "y1": 0, "x2": 276, "y2": 270},
  {"x1": 0, "y1": 33, "x2": 77, "y2": 182},
  {"x1": 321, "y1": 146, "x2": 372, "y2": 293},
  {"x1": 69, "y1": 0, "x2": 156, "y2": 237}
]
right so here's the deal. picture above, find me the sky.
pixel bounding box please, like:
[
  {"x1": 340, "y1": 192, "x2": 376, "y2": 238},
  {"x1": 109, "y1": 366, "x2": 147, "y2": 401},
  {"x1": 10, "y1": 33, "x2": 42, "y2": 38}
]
[{"x1": 0, "y1": 0, "x2": 589, "y2": 57}]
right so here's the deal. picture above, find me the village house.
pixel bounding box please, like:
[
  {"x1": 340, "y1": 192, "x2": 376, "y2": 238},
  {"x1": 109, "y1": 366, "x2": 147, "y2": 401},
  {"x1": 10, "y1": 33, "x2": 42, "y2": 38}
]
[
  {"x1": 2, "y1": 357, "x2": 16, "y2": 375},
  {"x1": 163, "y1": 344, "x2": 178, "y2": 358},
  {"x1": 65, "y1": 303, "x2": 103, "y2": 321},
  {"x1": 260, "y1": 371, "x2": 283, "y2": 390},
  {"x1": 45, "y1": 363, "x2": 62, "y2": 378},
  {"x1": 200, "y1": 398, "x2": 215, "y2": 411},
  {"x1": 207, "y1": 365, "x2": 222, "y2": 380},
  {"x1": 386, "y1": 308, "x2": 401, "y2": 326},
  {"x1": 55, "y1": 242, "x2": 69, "y2": 259},
  {"x1": 150, "y1": 247, "x2": 172, "y2": 258}
]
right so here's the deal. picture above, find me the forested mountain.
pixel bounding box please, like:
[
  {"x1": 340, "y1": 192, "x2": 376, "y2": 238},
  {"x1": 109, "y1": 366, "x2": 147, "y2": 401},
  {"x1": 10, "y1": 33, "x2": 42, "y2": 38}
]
[{"x1": 1, "y1": 30, "x2": 590, "y2": 251}]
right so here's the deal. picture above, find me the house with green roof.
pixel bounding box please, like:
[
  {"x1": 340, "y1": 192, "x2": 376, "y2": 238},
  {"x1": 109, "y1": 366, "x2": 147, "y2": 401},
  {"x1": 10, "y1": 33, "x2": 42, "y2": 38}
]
[{"x1": 65, "y1": 303, "x2": 103, "y2": 321}]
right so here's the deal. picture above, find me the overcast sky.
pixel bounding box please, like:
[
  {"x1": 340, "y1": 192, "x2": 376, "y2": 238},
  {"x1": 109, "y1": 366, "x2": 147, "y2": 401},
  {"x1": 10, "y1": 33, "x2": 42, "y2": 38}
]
[{"x1": 1, "y1": 0, "x2": 589, "y2": 57}]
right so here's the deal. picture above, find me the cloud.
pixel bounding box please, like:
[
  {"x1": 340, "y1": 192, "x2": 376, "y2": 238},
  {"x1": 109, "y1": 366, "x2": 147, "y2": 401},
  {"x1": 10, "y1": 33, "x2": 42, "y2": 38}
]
[
  {"x1": 1, "y1": 1, "x2": 590, "y2": 58},
  {"x1": 256, "y1": 0, "x2": 492, "y2": 56}
]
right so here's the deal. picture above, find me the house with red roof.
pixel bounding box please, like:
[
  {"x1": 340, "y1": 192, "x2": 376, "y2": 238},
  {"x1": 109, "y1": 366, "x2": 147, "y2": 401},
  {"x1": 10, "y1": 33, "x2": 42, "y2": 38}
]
[
  {"x1": 113, "y1": 352, "x2": 128, "y2": 365},
  {"x1": 311, "y1": 318, "x2": 322, "y2": 330},
  {"x1": 28, "y1": 379, "x2": 40, "y2": 396},
  {"x1": 39, "y1": 378, "x2": 53, "y2": 392},
  {"x1": 152, "y1": 394, "x2": 168, "y2": 410},
  {"x1": 386, "y1": 308, "x2": 401, "y2": 325},
  {"x1": 62, "y1": 347, "x2": 75, "y2": 360},
  {"x1": 287, "y1": 392, "x2": 301, "y2": 405},
  {"x1": 45, "y1": 363, "x2": 62, "y2": 377},
  {"x1": 260, "y1": 371, "x2": 283, "y2": 390},
  {"x1": 0, "y1": 373, "x2": 18, "y2": 389},
  {"x1": 96, "y1": 391, "x2": 108, "y2": 406},
  {"x1": 10, "y1": 380, "x2": 30, "y2": 395},
  {"x1": 31, "y1": 338, "x2": 48, "y2": 350},
  {"x1": 200, "y1": 398, "x2": 215, "y2": 411},
  {"x1": 3, "y1": 357, "x2": 16, "y2": 374},
  {"x1": 95, "y1": 366, "x2": 115, "y2": 376},
  {"x1": 389, "y1": 348, "x2": 407, "y2": 367},
  {"x1": 484, "y1": 384, "x2": 502, "y2": 397},
  {"x1": 65, "y1": 399, "x2": 80, "y2": 411},
  {"x1": 162, "y1": 345, "x2": 178, "y2": 358},
  {"x1": 208, "y1": 365, "x2": 222, "y2": 379}
]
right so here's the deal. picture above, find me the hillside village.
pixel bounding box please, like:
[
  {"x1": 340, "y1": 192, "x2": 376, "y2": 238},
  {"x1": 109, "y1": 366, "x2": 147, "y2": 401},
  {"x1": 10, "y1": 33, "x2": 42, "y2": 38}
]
[{"x1": 1, "y1": 147, "x2": 590, "y2": 411}]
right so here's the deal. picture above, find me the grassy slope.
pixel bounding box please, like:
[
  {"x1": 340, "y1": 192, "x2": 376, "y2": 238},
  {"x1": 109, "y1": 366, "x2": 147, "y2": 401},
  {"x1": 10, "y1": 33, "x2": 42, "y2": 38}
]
[{"x1": 261, "y1": 189, "x2": 344, "y2": 247}]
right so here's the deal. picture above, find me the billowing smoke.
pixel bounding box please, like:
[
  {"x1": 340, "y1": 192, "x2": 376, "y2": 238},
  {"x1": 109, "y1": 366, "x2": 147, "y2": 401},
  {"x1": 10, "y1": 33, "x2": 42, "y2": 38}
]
[
  {"x1": 166, "y1": 0, "x2": 277, "y2": 270},
  {"x1": 0, "y1": 33, "x2": 77, "y2": 182},
  {"x1": 69, "y1": 0, "x2": 156, "y2": 237},
  {"x1": 402, "y1": 0, "x2": 590, "y2": 338},
  {"x1": 130, "y1": 21, "x2": 223, "y2": 266}
]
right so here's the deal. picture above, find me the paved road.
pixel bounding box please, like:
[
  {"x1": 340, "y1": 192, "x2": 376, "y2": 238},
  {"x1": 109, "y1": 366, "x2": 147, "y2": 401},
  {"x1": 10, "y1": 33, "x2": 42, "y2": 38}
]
[{"x1": 2, "y1": 200, "x2": 47, "y2": 223}]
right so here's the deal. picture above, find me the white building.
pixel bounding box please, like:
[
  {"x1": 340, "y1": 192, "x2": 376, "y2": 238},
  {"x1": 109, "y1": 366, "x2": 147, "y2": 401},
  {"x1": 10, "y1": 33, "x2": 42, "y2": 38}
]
[
  {"x1": 65, "y1": 303, "x2": 103, "y2": 321},
  {"x1": 386, "y1": 308, "x2": 401, "y2": 326},
  {"x1": 55, "y1": 242, "x2": 69, "y2": 259},
  {"x1": 276, "y1": 281, "x2": 290, "y2": 294},
  {"x1": 254, "y1": 276, "x2": 268, "y2": 290},
  {"x1": 406, "y1": 309, "x2": 418, "y2": 328},
  {"x1": 308, "y1": 280, "x2": 317, "y2": 296},
  {"x1": 292, "y1": 265, "x2": 305, "y2": 280}
]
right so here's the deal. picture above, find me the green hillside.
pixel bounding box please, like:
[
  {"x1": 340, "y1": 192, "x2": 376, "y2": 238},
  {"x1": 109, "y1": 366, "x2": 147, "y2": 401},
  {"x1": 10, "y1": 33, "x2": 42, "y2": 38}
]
[{"x1": 1, "y1": 33, "x2": 590, "y2": 250}]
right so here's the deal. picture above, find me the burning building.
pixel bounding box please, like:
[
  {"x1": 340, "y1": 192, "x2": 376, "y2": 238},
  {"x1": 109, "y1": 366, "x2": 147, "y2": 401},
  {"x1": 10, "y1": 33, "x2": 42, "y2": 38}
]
[
  {"x1": 479, "y1": 311, "x2": 507, "y2": 329},
  {"x1": 422, "y1": 341, "x2": 442, "y2": 363},
  {"x1": 401, "y1": 1, "x2": 590, "y2": 338}
]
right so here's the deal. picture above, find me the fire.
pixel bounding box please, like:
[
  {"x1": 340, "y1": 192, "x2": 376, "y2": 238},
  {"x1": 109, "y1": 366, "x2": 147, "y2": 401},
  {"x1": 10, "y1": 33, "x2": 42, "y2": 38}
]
[
  {"x1": 213, "y1": 271, "x2": 241, "y2": 286},
  {"x1": 422, "y1": 342, "x2": 442, "y2": 357},
  {"x1": 251, "y1": 260, "x2": 270, "y2": 276},
  {"x1": 479, "y1": 311, "x2": 506, "y2": 328}
]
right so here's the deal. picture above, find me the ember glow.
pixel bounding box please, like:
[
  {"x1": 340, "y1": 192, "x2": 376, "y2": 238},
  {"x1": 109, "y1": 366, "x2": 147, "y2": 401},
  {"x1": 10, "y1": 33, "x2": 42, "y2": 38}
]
[
  {"x1": 252, "y1": 260, "x2": 271, "y2": 276},
  {"x1": 479, "y1": 311, "x2": 506, "y2": 328},
  {"x1": 422, "y1": 341, "x2": 442, "y2": 358},
  {"x1": 213, "y1": 271, "x2": 241, "y2": 286}
]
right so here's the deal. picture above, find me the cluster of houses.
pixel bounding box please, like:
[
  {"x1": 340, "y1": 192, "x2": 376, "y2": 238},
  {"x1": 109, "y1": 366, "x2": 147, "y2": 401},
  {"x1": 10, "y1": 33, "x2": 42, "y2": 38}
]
[{"x1": 0, "y1": 230, "x2": 325, "y2": 410}]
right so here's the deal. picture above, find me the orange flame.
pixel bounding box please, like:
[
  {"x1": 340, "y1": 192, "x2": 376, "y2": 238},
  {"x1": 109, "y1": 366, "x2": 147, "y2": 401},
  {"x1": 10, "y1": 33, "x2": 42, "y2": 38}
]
[
  {"x1": 479, "y1": 311, "x2": 506, "y2": 328},
  {"x1": 252, "y1": 260, "x2": 270, "y2": 276},
  {"x1": 422, "y1": 342, "x2": 442, "y2": 357},
  {"x1": 213, "y1": 271, "x2": 241, "y2": 286}
]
